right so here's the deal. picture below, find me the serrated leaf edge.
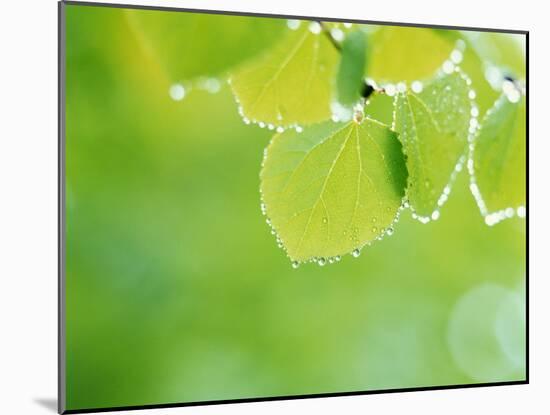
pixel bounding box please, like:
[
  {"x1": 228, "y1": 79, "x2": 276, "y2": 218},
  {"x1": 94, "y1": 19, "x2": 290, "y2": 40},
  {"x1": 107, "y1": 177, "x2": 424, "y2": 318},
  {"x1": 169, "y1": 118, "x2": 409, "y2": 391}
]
[
  {"x1": 467, "y1": 92, "x2": 527, "y2": 226},
  {"x1": 259, "y1": 117, "x2": 407, "y2": 268},
  {"x1": 389, "y1": 65, "x2": 476, "y2": 224}
]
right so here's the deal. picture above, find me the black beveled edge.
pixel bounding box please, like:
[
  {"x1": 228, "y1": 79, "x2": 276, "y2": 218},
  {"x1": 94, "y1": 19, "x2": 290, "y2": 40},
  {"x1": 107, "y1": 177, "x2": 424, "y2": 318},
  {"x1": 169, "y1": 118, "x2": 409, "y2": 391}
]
[
  {"x1": 58, "y1": 1, "x2": 530, "y2": 414},
  {"x1": 62, "y1": 381, "x2": 528, "y2": 414},
  {"x1": 61, "y1": 0, "x2": 529, "y2": 34}
]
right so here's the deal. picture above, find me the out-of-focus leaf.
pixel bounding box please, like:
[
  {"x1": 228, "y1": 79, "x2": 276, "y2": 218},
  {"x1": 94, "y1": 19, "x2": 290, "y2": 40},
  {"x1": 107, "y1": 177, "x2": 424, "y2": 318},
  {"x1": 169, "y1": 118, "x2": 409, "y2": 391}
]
[
  {"x1": 394, "y1": 28, "x2": 500, "y2": 117},
  {"x1": 230, "y1": 26, "x2": 339, "y2": 127},
  {"x1": 471, "y1": 93, "x2": 526, "y2": 216},
  {"x1": 125, "y1": 9, "x2": 285, "y2": 81},
  {"x1": 458, "y1": 40, "x2": 499, "y2": 116},
  {"x1": 367, "y1": 27, "x2": 455, "y2": 82},
  {"x1": 260, "y1": 119, "x2": 407, "y2": 263},
  {"x1": 465, "y1": 32, "x2": 527, "y2": 79},
  {"x1": 336, "y1": 31, "x2": 368, "y2": 106}
]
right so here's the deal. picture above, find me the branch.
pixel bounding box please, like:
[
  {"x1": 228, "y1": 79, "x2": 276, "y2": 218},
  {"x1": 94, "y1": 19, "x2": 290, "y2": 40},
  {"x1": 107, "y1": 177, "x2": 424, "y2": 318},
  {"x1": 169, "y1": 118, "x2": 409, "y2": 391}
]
[{"x1": 318, "y1": 21, "x2": 342, "y2": 52}]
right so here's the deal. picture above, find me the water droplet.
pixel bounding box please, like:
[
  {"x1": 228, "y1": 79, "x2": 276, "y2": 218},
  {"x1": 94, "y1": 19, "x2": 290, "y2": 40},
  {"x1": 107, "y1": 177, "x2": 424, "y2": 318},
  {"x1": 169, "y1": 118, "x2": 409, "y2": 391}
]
[
  {"x1": 335, "y1": 255, "x2": 341, "y2": 262},
  {"x1": 450, "y1": 49, "x2": 463, "y2": 64},
  {"x1": 317, "y1": 257, "x2": 326, "y2": 266},
  {"x1": 169, "y1": 83, "x2": 186, "y2": 101},
  {"x1": 485, "y1": 65, "x2": 504, "y2": 90},
  {"x1": 372, "y1": 226, "x2": 378, "y2": 233},
  {"x1": 384, "y1": 84, "x2": 396, "y2": 97},
  {"x1": 386, "y1": 227, "x2": 394, "y2": 236},
  {"x1": 468, "y1": 90, "x2": 476, "y2": 100},
  {"x1": 287, "y1": 20, "x2": 301, "y2": 30},
  {"x1": 431, "y1": 210, "x2": 440, "y2": 221},
  {"x1": 291, "y1": 261, "x2": 299, "y2": 269},
  {"x1": 411, "y1": 81, "x2": 423, "y2": 93},
  {"x1": 455, "y1": 39, "x2": 466, "y2": 51},
  {"x1": 330, "y1": 28, "x2": 344, "y2": 42},
  {"x1": 467, "y1": 158, "x2": 475, "y2": 173},
  {"x1": 308, "y1": 21, "x2": 322, "y2": 34},
  {"x1": 443, "y1": 60, "x2": 455, "y2": 74},
  {"x1": 276, "y1": 126, "x2": 285, "y2": 133},
  {"x1": 505, "y1": 87, "x2": 521, "y2": 103},
  {"x1": 343, "y1": 22, "x2": 353, "y2": 28},
  {"x1": 258, "y1": 121, "x2": 266, "y2": 128},
  {"x1": 199, "y1": 77, "x2": 221, "y2": 94},
  {"x1": 352, "y1": 248, "x2": 361, "y2": 258},
  {"x1": 517, "y1": 206, "x2": 526, "y2": 218},
  {"x1": 353, "y1": 109, "x2": 364, "y2": 124},
  {"x1": 295, "y1": 125, "x2": 303, "y2": 133}
]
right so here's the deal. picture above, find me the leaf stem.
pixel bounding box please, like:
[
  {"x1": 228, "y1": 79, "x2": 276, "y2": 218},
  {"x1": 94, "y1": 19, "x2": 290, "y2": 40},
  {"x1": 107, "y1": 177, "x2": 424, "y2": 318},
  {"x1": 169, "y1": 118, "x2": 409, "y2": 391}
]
[{"x1": 361, "y1": 83, "x2": 375, "y2": 99}]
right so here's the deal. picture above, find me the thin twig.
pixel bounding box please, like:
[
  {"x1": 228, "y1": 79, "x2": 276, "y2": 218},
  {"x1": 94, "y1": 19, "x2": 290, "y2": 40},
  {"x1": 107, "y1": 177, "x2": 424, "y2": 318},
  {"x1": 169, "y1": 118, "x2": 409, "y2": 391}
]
[{"x1": 318, "y1": 21, "x2": 342, "y2": 51}]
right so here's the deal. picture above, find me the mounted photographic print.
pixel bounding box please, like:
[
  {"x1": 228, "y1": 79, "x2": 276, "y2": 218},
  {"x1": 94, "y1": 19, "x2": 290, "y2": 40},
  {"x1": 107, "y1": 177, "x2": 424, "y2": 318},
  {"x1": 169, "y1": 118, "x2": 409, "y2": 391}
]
[{"x1": 59, "y1": 1, "x2": 528, "y2": 413}]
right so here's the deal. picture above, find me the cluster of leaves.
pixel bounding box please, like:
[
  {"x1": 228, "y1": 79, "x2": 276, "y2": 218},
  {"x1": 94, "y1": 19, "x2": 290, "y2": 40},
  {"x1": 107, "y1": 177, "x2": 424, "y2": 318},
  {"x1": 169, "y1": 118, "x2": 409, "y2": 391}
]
[
  {"x1": 230, "y1": 22, "x2": 526, "y2": 265},
  {"x1": 127, "y1": 10, "x2": 526, "y2": 266}
]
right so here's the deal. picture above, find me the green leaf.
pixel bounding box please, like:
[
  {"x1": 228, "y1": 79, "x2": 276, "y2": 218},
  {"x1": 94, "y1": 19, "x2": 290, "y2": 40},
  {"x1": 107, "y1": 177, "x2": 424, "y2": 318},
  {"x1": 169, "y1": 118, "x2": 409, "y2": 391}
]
[
  {"x1": 393, "y1": 71, "x2": 472, "y2": 218},
  {"x1": 466, "y1": 32, "x2": 527, "y2": 79},
  {"x1": 125, "y1": 9, "x2": 285, "y2": 81},
  {"x1": 367, "y1": 27, "x2": 455, "y2": 83},
  {"x1": 230, "y1": 25, "x2": 339, "y2": 127},
  {"x1": 336, "y1": 31, "x2": 368, "y2": 106},
  {"x1": 457, "y1": 38, "x2": 499, "y2": 117},
  {"x1": 364, "y1": 93, "x2": 395, "y2": 126},
  {"x1": 470, "y1": 93, "x2": 526, "y2": 223},
  {"x1": 260, "y1": 118, "x2": 408, "y2": 263},
  {"x1": 446, "y1": 31, "x2": 526, "y2": 117},
  {"x1": 435, "y1": 29, "x2": 501, "y2": 116}
]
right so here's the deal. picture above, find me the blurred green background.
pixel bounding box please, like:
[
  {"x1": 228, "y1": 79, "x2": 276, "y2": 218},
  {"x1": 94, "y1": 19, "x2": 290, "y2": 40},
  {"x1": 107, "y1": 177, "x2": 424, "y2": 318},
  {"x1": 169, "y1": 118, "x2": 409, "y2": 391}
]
[{"x1": 64, "y1": 4, "x2": 526, "y2": 411}]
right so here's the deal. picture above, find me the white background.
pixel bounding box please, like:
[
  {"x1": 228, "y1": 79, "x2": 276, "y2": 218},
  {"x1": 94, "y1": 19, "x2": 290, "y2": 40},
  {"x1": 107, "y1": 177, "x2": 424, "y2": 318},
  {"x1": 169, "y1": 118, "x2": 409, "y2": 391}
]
[{"x1": 0, "y1": 0, "x2": 545, "y2": 413}]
